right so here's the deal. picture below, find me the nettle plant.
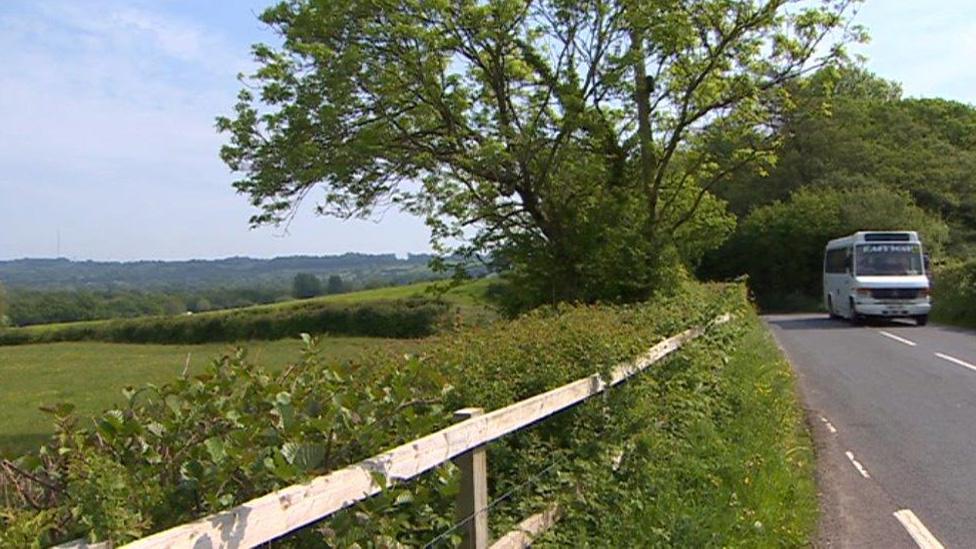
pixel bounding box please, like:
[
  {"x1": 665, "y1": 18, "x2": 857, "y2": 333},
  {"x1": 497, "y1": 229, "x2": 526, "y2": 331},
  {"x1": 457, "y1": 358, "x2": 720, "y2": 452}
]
[{"x1": 0, "y1": 337, "x2": 453, "y2": 546}]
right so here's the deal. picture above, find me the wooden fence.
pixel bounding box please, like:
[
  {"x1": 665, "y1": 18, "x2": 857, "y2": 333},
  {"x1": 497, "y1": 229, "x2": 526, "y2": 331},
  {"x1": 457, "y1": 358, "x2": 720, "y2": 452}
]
[{"x1": 69, "y1": 313, "x2": 730, "y2": 549}]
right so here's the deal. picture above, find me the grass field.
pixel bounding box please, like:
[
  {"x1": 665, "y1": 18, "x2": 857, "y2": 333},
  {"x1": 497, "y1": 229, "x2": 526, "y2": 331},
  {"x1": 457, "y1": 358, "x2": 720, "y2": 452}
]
[
  {"x1": 0, "y1": 336, "x2": 420, "y2": 457},
  {"x1": 0, "y1": 280, "x2": 495, "y2": 456}
]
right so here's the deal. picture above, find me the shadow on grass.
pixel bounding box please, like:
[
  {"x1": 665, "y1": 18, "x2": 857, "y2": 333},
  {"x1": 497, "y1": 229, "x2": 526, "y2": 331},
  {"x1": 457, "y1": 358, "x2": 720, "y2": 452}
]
[{"x1": 0, "y1": 432, "x2": 50, "y2": 458}]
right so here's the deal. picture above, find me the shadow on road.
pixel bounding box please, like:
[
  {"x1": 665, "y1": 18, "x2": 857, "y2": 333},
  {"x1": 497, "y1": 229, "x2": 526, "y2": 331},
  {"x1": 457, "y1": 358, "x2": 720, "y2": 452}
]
[
  {"x1": 765, "y1": 316, "x2": 851, "y2": 331},
  {"x1": 765, "y1": 315, "x2": 918, "y2": 331}
]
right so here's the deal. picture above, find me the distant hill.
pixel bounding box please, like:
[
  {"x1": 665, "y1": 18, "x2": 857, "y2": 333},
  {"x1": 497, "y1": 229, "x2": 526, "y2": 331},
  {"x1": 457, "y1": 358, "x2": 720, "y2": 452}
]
[{"x1": 0, "y1": 254, "x2": 438, "y2": 291}]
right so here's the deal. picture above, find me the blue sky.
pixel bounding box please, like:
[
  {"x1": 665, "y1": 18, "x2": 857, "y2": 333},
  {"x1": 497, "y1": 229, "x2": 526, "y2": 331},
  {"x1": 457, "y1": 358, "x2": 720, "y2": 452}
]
[{"x1": 1, "y1": 1, "x2": 974, "y2": 261}]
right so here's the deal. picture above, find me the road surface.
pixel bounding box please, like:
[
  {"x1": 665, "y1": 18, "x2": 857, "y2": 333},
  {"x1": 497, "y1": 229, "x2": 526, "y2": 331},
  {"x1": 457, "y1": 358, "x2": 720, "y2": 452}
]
[{"x1": 765, "y1": 314, "x2": 976, "y2": 549}]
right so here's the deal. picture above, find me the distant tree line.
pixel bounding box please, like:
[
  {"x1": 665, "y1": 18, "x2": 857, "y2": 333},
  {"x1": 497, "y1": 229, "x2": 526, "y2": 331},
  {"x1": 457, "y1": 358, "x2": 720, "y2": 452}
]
[
  {"x1": 0, "y1": 282, "x2": 8, "y2": 327},
  {"x1": 2, "y1": 273, "x2": 443, "y2": 327},
  {"x1": 3, "y1": 287, "x2": 283, "y2": 327},
  {"x1": 0, "y1": 253, "x2": 439, "y2": 291},
  {"x1": 291, "y1": 273, "x2": 347, "y2": 299}
]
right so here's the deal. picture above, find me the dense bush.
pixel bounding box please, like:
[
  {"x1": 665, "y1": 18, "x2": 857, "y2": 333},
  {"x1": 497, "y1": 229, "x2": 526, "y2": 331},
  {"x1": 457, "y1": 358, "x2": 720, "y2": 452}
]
[
  {"x1": 931, "y1": 259, "x2": 976, "y2": 327},
  {"x1": 0, "y1": 299, "x2": 450, "y2": 346},
  {"x1": 1, "y1": 283, "x2": 815, "y2": 547},
  {"x1": 700, "y1": 185, "x2": 948, "y2": 309}
]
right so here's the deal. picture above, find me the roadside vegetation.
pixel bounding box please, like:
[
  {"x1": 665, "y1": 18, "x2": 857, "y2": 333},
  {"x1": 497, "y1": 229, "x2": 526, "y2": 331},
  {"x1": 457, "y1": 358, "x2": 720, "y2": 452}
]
[
  {"x1": 698, "y1": 67, "x2": 976, "y2": 311},
  {"x1": 0, "y1": 337, "x2": 419, "y2": 458},
  {"x1": 1, "y1": 283, "x2": 816, "y2": 547},
  {"x1": 930, "y1": 259, "x2": 976, "y2": 328}
]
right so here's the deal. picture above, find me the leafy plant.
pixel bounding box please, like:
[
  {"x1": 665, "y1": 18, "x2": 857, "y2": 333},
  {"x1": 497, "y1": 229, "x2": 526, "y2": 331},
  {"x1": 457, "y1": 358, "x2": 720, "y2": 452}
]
[{"x1": 1, "y1": 283, "x2": 815, "y2": 547}]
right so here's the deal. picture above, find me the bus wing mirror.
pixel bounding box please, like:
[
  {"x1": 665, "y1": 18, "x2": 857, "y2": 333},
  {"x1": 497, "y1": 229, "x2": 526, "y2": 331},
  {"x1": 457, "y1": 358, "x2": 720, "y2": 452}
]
[
  {"x1": 844, "y1": 257, "x2": 852, "y2": 272},
  {"x1": 924, "y1": 254, "x2": 931, "y2": 272}
]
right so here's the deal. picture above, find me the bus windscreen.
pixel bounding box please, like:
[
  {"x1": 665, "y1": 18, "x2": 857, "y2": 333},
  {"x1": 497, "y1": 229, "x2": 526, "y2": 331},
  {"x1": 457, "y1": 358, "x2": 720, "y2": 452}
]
[{"x1": 855, "y1": 244, "x2": 923, "y2": 276}]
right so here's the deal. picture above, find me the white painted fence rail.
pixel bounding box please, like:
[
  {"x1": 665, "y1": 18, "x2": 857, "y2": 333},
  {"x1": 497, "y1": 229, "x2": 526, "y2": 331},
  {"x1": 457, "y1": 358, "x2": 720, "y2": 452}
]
[{"x1": 117, "y1": 313, "x2": 731, "y2": 549}]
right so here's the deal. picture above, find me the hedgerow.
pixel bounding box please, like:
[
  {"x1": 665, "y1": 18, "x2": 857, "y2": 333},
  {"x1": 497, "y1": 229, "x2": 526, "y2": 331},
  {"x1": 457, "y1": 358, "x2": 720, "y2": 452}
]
[
  {"x1": 0, "y1": 298, "x2": 449, "y2": 346},
  {"x1": 931, "y1": 259, "x2": 976, "y2": 327},
  {"x1": 0, "y1": 282, "x2": 816, "y2": 547}
]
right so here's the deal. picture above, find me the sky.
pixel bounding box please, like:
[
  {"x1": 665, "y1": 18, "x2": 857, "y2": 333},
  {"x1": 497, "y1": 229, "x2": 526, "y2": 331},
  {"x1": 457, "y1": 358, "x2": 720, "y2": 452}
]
[{"x1": 1, "y1": 1, "x2": 974, "y2": 261}]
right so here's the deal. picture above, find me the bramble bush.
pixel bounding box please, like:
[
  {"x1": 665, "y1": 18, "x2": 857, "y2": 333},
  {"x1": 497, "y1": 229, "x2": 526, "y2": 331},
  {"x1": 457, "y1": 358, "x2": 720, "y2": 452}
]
[
  {"x1": 931, "y1": 259, "x2": 976, "y2": 327},
  {"x1": 0, "y1": 298, "x2": 449, "y2": 346},
  {"x1": 1, "y1": 283, "x2": 816, "y2": 547}
]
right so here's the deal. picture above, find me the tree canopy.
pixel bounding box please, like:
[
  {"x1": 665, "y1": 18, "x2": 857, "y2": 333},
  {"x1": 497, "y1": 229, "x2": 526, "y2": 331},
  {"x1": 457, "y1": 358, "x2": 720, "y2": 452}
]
[
  {"x1": 292, "y1": 272, "x2": 323, "y2": 299},
  {"x1": 220, "y1": 0, "x2": 859, "y2": 307},
  {"x1": 714, "y1": 66, "x2": 976, "y2": 255},
  {"x1": 702, "y1": 185, "x2": 949, "y2": 308},
  {"x1": 0, "y1": 282, "x2": 8, "y2": 327}
]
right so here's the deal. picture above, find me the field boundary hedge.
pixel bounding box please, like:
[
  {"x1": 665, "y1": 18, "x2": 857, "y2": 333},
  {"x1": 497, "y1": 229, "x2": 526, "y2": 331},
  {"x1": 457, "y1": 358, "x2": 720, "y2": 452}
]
[
  {"x1": 1, "y1": 283, "x2": 817, "y2": 547},
  {"x1": 0, "y1": 298, "x2": 450, "y2": 345},
  {"x1": 122, "y1": 312, "x2": 732, "y2": 547},
  {"x1": 931, "y1": 259, "x2": 976, "y2": 327}
]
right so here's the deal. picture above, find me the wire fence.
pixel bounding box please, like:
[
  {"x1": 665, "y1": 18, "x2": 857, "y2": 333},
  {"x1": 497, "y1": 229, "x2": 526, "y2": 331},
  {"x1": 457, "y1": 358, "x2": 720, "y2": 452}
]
[{"x1": 423, "y1": 455, "x2": 568, "y2": 548}]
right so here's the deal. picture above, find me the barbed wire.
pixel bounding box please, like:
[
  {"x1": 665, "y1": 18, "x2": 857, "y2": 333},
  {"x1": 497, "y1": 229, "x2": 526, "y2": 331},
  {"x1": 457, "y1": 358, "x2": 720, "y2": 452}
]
[{"x1": 423, "y1": 454, "x2": 568, "y2": 548}]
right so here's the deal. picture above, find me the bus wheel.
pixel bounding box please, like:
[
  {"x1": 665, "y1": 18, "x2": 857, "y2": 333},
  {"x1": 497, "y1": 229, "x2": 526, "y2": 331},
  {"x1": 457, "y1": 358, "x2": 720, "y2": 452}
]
[
  {"x1": 827, "y1": 296, "x2": 840, "y2": 319},
  {"x1": 915, "y1": 315, "x2": 929, "y2": 327},
  {"x1": 849, "y1": 298, "x2": 863, "y2": 325}
]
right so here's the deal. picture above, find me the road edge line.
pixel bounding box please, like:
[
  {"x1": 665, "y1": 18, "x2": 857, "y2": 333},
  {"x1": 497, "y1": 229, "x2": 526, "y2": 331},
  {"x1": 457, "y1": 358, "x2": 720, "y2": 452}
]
[
  {"x1": 844, "y1": 450, "x2": 871, "y2": 478},
  {"x1": 934, "y1": 352, "x2": 976, "y2": 373},
  {"x1": 878, "y1": 330, "x2": 917, "y2": 347},
  {"x1": 893, "y1": 509, "x2": 945, "y2": 549}
]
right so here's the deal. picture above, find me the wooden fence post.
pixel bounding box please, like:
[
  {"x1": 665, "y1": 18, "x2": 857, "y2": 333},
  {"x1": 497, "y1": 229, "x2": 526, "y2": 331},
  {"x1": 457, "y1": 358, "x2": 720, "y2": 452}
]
[{"x1": 454, "y1": 407, "x2": 489, "y2": 549}]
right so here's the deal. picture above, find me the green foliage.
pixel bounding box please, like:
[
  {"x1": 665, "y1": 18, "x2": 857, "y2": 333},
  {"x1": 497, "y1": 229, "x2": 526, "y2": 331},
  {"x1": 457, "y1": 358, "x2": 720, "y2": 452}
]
[
  {"x1": 539, "y1": 315, "x2": 816, "y2": 547},
  {"x1": 0, "y1": 299, "x2": 450, "y2": 346},
  {"x1": 1, "y1": 283, "x2": 816, "y2": 546},
  {"x1": 0, "y1": 282, "x2": 8, "y2": 327},
  {"x1": 291, "y1": 272, "x2": 322, "y2": 299},
  {"x1": 701, "y1": 185, "x2": 948, "y2": 308},
  {"x1": 1, "y1": 340, "x2": 448, "y2": 545},
  {"x1": 4, "y1": 287, "x2": 283, "y2": 327},
  {"x1": 326, "y1": 274, "x2": 346, "y2": 295},
  {"x1": 714, "y1": 65, "x2": 976, "y2": 257},
  {"x1": 931, "y1": 259, "x2": 976, "y2": 327},
  {"x1": 219, "y1": 0, "x2": 856, "y2": 307},
  {"x1": 0, "y1": 337, "x2": 419, "y2": 459}
]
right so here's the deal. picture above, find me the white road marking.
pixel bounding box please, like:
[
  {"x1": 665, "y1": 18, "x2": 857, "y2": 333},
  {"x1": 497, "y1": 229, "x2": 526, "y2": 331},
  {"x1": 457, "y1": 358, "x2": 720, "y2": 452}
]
[
  {"x1": 879, "y1": 330, "x2": 917, "y2": 347},
  {"x1": 820, "y1": 416, "x2": 837, "y2": 434},
  {"x1": 845, "y1": 450, "x2": 871, "y2": 478},
  {"x1": 894, "y1": 509, "x2": 945, "y2": 549},
  {"x1": 934, "y1": 352, "x2": 976, "y2": 373}
]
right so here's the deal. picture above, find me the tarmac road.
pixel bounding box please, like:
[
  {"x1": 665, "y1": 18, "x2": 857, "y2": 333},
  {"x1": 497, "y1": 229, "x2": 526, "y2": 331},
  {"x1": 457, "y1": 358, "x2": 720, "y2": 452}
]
[{"x1": 765, "y1": 314, "x2": 976, "y2": 548}]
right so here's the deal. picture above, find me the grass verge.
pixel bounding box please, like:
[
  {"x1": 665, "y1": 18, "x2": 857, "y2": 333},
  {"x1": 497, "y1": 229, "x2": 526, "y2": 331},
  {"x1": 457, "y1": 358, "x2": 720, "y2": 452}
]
[{"x1": 540, "y1": 309, "x2": 817, "y2": 546}]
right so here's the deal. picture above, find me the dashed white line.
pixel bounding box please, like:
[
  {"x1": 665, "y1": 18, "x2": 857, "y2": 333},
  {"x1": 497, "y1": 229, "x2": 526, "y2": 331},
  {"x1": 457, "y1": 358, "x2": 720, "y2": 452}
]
[
  {"x1": 819, "y1": 416, "x2": 837, "y2": 434},
  {"x1": 934, "y1": 352, "x2": 976, "y2": 373},
  {"x1": 894, "y1": 509, "x2": 945, "y2": 549},
  {"x1": 879, "y1": 330, "x2": 917, "y2": 347},
  {"x1": 845, "y1": 450, "x2": 871, "y2": 478}
]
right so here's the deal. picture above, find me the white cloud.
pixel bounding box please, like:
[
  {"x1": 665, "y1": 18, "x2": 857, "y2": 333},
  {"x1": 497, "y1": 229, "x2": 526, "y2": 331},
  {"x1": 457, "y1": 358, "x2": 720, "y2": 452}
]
[{"x1": 0, "y1": 1, "x2": 433, "y2": 260}]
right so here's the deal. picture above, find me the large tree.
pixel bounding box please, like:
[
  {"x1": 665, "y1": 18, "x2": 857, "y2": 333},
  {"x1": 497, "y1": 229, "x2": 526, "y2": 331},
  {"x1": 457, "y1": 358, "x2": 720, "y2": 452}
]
[{"x1": 219, "y1": 0, "x2": 859, "y2": 306}]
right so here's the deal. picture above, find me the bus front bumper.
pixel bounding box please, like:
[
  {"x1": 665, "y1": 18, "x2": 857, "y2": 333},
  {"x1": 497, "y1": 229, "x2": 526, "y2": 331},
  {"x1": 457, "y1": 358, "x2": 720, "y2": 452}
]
[{"x1": 854, "y1": 301, "x2": 931, "y2": 317}]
